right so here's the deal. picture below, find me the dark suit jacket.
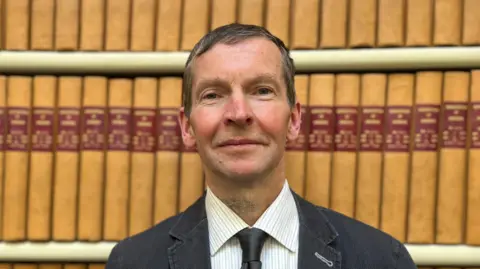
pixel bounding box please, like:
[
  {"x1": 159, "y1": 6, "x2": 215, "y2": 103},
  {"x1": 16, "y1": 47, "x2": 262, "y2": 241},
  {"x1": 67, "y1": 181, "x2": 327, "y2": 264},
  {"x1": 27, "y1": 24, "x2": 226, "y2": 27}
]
[{"x1": 105, "y1": 191, "x2": 417, "y2": 269}]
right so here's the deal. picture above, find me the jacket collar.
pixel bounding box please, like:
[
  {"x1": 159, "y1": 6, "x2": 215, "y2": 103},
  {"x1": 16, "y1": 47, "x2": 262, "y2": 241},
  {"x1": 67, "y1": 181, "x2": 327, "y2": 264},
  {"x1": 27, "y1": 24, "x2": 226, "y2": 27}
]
[{"x1": 167, "y1": 190, "x2": 341, "y2": 269}]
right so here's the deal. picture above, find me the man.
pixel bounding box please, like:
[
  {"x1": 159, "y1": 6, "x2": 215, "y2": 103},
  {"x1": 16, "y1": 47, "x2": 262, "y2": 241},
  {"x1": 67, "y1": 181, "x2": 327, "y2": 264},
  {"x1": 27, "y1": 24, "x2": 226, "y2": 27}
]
[{"x1": 105, "y1": 23, "x2": 417, "y2": 269}]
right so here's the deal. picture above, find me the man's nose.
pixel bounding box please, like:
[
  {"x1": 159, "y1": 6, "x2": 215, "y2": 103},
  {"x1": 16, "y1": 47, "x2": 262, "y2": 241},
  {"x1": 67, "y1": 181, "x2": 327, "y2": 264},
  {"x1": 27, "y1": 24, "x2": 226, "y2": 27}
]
[{"x1": 223, "y1": 94, "x2": 253, "y2": 127}]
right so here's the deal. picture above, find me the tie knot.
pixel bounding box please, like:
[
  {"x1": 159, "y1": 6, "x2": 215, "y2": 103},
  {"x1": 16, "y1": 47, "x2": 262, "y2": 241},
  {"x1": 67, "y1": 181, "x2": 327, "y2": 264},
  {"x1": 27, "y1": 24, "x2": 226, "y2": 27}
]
[{"x1": 235, "y1": 228, "x2": 269, "y2": 263}]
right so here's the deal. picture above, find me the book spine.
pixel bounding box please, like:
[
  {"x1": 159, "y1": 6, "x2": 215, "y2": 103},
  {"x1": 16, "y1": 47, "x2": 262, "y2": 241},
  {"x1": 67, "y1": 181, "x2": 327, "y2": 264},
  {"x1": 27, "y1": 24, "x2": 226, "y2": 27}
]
[
  {"x1": 377, "y1": 0, "x2": 405, "y2": 47},
  {"x1": 320, "y1": 0, "x2": 347, "y2": 48},
  {"x1": 0, "y1": 76, "x2": 6, "y2": 240},
  {"x1": 348, "y1": 0, "x2": 377, "y2": 48},
  {"x1": 405, "y1": 0, "x2": 433, "y2": 46},
  {"x1": 355, "y1": 73, "x2": 386, "y2": 228},
  {"x1": 3, "y1": 76, "x2": 32, "y2": 241},
  {"x1": 407, "y1": 72, "x2": 442, "y2": 244},
  {"x1": 462, "y1": 0, "x2": 480, "y2": 45},
  {"x1": 181, "y1": 0, "x2": 210, "y2": 51},
  {"x1": 211, "y1": 0, "x2": 237, "y2": 30},
  {"x1": 238, "y1": 0, "x2": 264, "y2": 26},
  {"x1": 129, "y1": 78, "x2": 157, "y2": 234},
  {"x1": 433, "y1": 0, "x2": 462, "y2": 46},
  {"x1": 155, "y1": 77, "x2": 182, "y2": 222},
  {"x1": 381, "y1": 74, "x2": 414, "y2": 242},
  {"x1": 467, "y1": 70, "x2": 480, "y2": 245},
  {"x1": 285, "y1": 75, "x2": 309, "y2": 197},
  {"x1": 436, "y1": 71, "x2": 469, "y2": 244},
  {"x1": 27, "y1": 76, "x2": 56, "y2": 241},
  {"x1": 103, "y1": 78, "x2": 133, "y2": 240},
  {"x1": 264, "y1": 0, "x2": 291, "y2": 47},
  {"x1": 305, "y1": 74, "x2": 335, "y2": 208},
  {"x1": 155, "y1": 0, "x2": 182, "y2": 51},
  {"x1": 290, "y1": 0, "x2": 320, "y2": 49},
  {"x1": 331, "y1": 74, "x2": 360, "y2": 218},
  {"x1": 52, "y1": 77, "x2": 82, "y2": 241},
  {"x1": 77, "y1": 77, "x2": 107, "y2": 241},
  {"x1": 29, "y1": 0, "x2": 54, "y2": 50}
]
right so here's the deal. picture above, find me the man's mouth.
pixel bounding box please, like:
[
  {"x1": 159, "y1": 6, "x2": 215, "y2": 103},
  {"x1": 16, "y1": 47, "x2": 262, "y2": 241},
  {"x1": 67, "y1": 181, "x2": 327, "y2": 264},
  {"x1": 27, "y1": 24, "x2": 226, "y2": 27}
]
[{"x1": 217, "y1": 138, "x2": 264, "y2": 147}]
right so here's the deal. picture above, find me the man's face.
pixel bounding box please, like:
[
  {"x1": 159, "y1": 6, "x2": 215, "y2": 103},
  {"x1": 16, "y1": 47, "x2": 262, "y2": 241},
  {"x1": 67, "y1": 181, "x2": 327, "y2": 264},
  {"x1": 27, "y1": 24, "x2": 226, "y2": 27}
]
[{"x1": 179, "y1": 37, "x2": 301, "y2": 182}]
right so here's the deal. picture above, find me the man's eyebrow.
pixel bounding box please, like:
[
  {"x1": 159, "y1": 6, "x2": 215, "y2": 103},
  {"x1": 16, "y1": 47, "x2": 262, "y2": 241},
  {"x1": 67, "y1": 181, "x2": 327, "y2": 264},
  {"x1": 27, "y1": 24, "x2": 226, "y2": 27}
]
[
  {"x1": 195, "y1": 77, "x2": 231, "y2": 92},
  {"x1": 243, "y1": 73, "x2": 280, "y2": 87}
]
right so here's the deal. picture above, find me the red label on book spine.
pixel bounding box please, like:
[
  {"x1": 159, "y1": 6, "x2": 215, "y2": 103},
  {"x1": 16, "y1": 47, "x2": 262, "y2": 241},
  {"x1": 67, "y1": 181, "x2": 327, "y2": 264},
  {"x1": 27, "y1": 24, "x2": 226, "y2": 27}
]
[
  {"x1": 359, "y1": 106, "x2": 384, "y2": 151},
  {"x1": 308, "y1": 106, "x2": 334, "y2": 152},
  {"x1": 81, "y1": 107, "x2": 106, "y2": 151},
  {"x1": 385, "y1": 106, "x2": 412, "y2": 152},
  {"x1": 6, "y1": 107, "x2": 29, "y2": 151},
  {"x1": 414, "y1": 105, "x2": 440, "y2": 151},
  {"x1": 441, "y1": 102, "x2": 467, "y2": 149},
  {"x1": 334, "y1": 106, "x2": 358, "y2": 152},
  {"x1": 57, "y1": 107, "x2": 81, "y2": 151},
  {"x1": 157, "y1": 107, "x2": 182, "y2": 152},
  {"x1": 108, "y1": 107, "x2": 132, "y2": 151},
  {"x1": 132, "y1": 108, "x2": 156, "y2": 153},
  {"x1": 31, "y1": 107, "x2": 54, "y2": 151}
]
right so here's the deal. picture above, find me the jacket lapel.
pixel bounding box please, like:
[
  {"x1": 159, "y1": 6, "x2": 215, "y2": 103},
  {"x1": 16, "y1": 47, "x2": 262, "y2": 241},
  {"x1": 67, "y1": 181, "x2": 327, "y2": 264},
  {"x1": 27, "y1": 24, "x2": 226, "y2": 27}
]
[
  {"x1": 167, "y1": 194, "x2": 212, "y2": 269},
  {"x1": 293, "y1": 192, "x2": 342, "y2": 269}
]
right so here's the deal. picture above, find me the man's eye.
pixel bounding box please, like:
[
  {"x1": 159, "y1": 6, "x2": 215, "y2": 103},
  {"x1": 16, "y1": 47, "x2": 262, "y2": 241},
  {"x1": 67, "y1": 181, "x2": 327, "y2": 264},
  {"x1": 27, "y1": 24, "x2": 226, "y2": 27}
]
[
  {"x1": 256, "y1": 87, "x2": 273, "y2": 95},
  {"x1": 203, "y1": 93, "x2": 218, "y2": 99}
]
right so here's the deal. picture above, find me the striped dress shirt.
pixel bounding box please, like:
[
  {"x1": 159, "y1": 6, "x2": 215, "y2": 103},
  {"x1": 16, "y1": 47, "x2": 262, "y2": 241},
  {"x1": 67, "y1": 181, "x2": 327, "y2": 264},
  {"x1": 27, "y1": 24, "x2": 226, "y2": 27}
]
[{"x1": 205, "y1": 180, "x2": 299, "y2": 269}]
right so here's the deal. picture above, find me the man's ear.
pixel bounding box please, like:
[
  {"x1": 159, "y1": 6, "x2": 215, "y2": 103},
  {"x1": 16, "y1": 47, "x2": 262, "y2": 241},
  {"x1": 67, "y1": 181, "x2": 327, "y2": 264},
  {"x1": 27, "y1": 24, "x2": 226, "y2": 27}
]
[
  {"x1": 178, "y1": 107, "x2": 196, "y2": 149},
  {"x1": 286, "y1": 101, "x2": 302, "y2": 142}
]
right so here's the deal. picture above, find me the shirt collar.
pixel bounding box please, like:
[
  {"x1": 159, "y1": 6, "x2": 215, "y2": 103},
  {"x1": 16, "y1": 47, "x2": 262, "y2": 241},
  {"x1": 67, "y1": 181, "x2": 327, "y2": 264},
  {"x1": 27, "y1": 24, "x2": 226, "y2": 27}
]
[{"x1": 205, "y1": 180, "x2": 299, "y2": 255}]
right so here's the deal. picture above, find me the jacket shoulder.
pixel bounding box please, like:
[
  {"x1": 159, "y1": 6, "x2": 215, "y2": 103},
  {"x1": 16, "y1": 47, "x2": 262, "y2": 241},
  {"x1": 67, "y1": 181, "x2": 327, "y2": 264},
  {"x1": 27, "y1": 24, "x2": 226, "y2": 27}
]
[
  {"x1": 317, "y1": 206, "x2": 416, "y2": 268},
  {"x1": 105, "y1": 213, "x2": 183, "y2": 269}
]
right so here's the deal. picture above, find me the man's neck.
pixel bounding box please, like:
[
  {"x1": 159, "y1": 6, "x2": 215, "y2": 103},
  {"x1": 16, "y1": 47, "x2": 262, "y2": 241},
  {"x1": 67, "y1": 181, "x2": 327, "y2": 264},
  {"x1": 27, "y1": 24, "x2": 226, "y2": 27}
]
[{"x1": 206, "y1": 172, "x2": 285, "y2": 226}]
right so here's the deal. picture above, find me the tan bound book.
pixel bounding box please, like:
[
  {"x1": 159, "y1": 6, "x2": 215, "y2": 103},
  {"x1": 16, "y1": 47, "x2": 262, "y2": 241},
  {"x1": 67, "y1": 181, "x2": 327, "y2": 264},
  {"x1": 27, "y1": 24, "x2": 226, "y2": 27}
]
[
  {"x1": 155, "y1": 77, "x2": 182, "y2": 222},
  {"x1": 80, "y1": 0, "x2": 105, "y2": 51},
  {"x1": 285, "y1": 75, "x2": 309, "y2": 197},
  {"x1": 436, "y1": 71, "x2": 469, "y2": 244},
  {"x1": 78, "y1": 77, "x2": 107, "y2": 241},
  {"x1": 156, "y1": 0, "x2": 182, "y2": 51},
  {"x1": 265, "y1": 0, "x2": 290, "y2": 47},
  {"x1": 30, "y1": 0, "x2": 54, "y2": 50},
  {"x1": 238, "y1": 0, "x2": 264, "y2": 26},
  {"x1": 290, "y1": 0, "x2": 320, "y2": 49},
  {"x1": 181, "y1": 0, "x2": 210, "y2": 51},
  {"x1": 129, "y1": 78, "x2": 157, "y2": 235},
  {"x1": 52, "y1": 77, "x2": 82, "y2": 241},
  {"x1": 405, "y1": 0, "x2": 433, "y2": 46},
  {"x1": 331, "y1": 74, "x2": 360, "y2": 217},
  {"x1": 348, "y1": 0, "x2": 376, "y2": 48},
  {"x1": 434, "y1": 0, "x2": 462, "y2": 46},
  {"x1": 467, "y1": 70, "x2": 480, "y2": 245},
  {"x1": 381, "y1": 74, "x2": 414, "y2": 242},
  {"x1": 103, "y1": 78, "x2": 133, "y2": 240},
  {"x1": 105, "y1": 0, "x2": 130, "y2": 51},
  {"x1": 211, "y1": 0, "x2": 237, "y2": 30},
  {"x1": 54, "y1": 0, "x2": 80, "y2": 50},
  {"x1": 0, "y1": 76, "x2": 6, "y2": 240},
  {"x1": 4, "y1": 0, "x2": 29, "y2": 50},
  {"x1": 377, "y1": 0, "x2": 405, "y2": 47},
  {"x1": 462, "y1": 0, "x2": 480, "y2": 45},
  {"x1": 304, "y1": 74, "x2": 335, "y2": 208},
  {"x1": 355, "y1": 74, "x2": 386, "y2": 228},
  {"x1": 27, "y1": 76, "x2": 56, "y2": 241},
  {"x1": 3, "y1": 76, "x2": 31, "y2": 241},
  {"x1": 407, "y1": 72, "x2": 442, "y2": 244},
  {"x1": 130, "y1": 0, "x2": 156, "y2": 51},
  {"x1": 320, "y1": 0, "x2": 347, "y2": 48}
]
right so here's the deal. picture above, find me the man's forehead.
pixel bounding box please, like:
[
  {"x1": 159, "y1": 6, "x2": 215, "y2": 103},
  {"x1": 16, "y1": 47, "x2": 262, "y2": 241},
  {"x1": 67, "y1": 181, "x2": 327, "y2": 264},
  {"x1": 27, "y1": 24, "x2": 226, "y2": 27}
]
[{"x1": 191, "y1": 40, "x2": 283, "y2": 80}]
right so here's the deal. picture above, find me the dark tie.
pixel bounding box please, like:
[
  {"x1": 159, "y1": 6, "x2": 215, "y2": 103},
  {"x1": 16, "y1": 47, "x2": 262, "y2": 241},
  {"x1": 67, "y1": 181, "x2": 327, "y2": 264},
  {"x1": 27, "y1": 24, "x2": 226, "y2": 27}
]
[{"x1": 235, "y1": 227, "x2": 269, "y2": 269}]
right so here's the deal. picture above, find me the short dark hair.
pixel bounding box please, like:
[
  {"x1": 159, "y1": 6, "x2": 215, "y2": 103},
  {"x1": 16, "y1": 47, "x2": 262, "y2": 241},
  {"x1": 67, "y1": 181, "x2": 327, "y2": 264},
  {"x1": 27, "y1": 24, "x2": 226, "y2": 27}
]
[{"x1": 182, "y1": 23, "x2": 296, "y2": 117}]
